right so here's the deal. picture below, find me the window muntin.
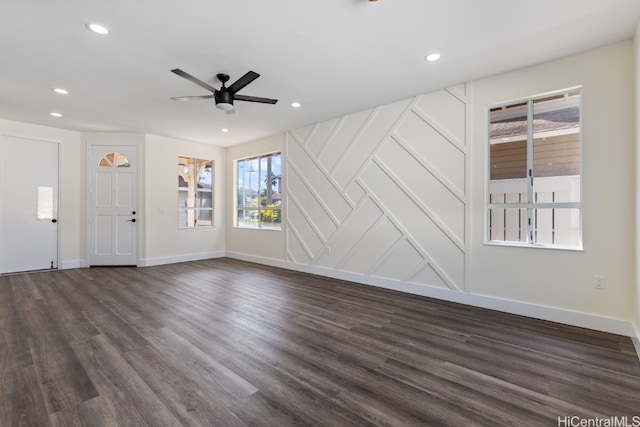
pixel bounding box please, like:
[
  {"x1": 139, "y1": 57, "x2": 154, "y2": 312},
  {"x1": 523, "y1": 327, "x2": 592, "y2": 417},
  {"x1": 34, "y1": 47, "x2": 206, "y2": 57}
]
[
  {"x1": 178, "y1": 156, "x2": 213, "y2": 228},
  {"x1": 488, "y1": 89, "x2": 581, "y2": 249},
  {"x1": 236, "y1": 152, "x2": 282, "y2": 230}
]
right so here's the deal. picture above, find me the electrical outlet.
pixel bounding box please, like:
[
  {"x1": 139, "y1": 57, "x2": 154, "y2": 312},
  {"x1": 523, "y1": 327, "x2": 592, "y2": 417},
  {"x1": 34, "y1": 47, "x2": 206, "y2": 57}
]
[{"x1": 593, "y1": 275, "x2": 605, "y2": 289}]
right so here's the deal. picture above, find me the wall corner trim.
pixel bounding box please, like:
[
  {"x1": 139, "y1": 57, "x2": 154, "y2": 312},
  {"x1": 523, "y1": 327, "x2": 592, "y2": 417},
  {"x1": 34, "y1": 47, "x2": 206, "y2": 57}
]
[
  {"x1": 59, "y1": 259, "x2": 85, "y2": 270},
  {"x1": 632, "y1": 323, "x2": 640, "y2": 362}
]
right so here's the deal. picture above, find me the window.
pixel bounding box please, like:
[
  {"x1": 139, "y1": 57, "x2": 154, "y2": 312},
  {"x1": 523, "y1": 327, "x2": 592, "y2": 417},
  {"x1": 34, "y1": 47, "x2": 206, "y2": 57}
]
[
  {"x1": 99, "y1": 152, "x2": 130, "y2": 168},
  {"x1": 178, "y1": 156, "x2": 213, "y2": 228},
  {"x1": 487, "y1": 88, "x2": 581, "y2": 249},
  {"x1": 236, "y1": 152, "x2": 282, "y2": 230},
  {"x1": 37, "y1": 186, "x2": 54, "y2": 220}
]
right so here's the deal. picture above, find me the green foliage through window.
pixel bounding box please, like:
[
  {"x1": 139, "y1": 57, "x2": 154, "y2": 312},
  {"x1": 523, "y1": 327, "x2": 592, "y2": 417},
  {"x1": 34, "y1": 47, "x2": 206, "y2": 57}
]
[{"x1": 236, "y1": 152, "x2": 282, "y2": 230}]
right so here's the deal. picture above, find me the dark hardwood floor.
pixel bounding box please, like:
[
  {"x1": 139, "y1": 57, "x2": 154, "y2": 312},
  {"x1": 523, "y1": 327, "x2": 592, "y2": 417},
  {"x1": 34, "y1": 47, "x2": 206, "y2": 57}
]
[{"x1": 1, "y1": 258, "x2": 639, "y2": 426}]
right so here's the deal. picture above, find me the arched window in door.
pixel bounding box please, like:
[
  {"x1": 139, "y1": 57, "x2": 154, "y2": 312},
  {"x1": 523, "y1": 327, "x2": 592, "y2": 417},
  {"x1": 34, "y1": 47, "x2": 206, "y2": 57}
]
[{"x1": 99, "y1": 152, "x2": 130, "y2": 168}]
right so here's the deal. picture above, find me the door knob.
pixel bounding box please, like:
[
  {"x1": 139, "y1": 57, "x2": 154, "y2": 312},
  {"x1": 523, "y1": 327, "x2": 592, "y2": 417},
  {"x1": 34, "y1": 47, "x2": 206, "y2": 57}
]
[
  {"x1": 51, "y1": 219, "x2": 57, "y2": 223},
  {"x1": 127, "y1": 218, "x2": 136, "y2": 223}
]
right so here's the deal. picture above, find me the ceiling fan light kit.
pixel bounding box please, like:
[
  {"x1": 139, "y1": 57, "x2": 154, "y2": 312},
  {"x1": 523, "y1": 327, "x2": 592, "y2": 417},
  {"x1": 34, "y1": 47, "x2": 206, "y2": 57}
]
[
  {"x1": 216, "y1": 101, "x2": 234, "y2": 111},
  {"x1": 171, "y1": 69, "x2": 278, "y2": 114}
]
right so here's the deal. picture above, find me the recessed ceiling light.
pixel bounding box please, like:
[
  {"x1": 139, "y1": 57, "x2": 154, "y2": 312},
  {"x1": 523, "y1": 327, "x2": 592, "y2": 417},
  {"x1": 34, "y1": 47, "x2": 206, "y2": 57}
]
[
  {"x1": 291, "y1": 102, "x2": 301, "y2": 108},
  {"x1": 50, "y1": 112, "x2": 62, "y2": 117},
  {"x1": 221, "y1": 128, "x2": 229, "y2": 133},
  {"x1": 53, "y1": 88, "x2": 68, "y2": 95},
  {"x1": 425, "y1": 53, "x2": 441, "y2": 62},
  {"x1": 86, "y1": 23, "x2": 110, "y2": 35}
]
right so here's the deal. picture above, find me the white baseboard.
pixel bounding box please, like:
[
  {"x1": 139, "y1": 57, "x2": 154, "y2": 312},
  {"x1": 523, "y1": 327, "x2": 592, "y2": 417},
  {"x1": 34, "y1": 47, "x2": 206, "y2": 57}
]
[
  {"x1": 139, "y1": 251, "x2": 225, "y2": 267},
  {"x1": 62, "y1": 252, "x2": 227, "y2": 269},
  {"x1": 226, "y1": 251, "x2": 636, "y2": 339}
]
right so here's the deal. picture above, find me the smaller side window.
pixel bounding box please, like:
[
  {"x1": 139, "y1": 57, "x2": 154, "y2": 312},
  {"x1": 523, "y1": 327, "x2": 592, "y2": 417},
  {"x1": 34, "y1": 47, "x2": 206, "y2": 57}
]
[
  {"x1": 178, "y1": 156, "x2": 213, "y2": 228},
  {"x1": 235, "y1": 152, "x2": 282, "y2": 230}
]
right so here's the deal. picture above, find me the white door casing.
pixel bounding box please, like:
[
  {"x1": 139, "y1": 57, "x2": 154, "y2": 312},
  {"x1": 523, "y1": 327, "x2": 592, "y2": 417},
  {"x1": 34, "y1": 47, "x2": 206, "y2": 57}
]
[
  {"x1": 88, "y1": 145, "x2": 138, "y2": 266},
  {"x1": 0, "y1": 135, "x2": 59, "y2": 274}
]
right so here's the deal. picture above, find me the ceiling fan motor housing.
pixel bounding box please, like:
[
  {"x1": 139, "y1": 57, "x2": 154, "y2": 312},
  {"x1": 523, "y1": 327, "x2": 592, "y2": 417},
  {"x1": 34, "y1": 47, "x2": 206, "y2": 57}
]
[{"x1": 215, "y1": 90, "x2": 234, "y2": 110}]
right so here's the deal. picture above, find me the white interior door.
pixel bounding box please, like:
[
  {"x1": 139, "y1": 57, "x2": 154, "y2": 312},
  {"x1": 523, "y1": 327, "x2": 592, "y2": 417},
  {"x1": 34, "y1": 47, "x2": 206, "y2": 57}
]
[
  {"x1": 0, "y1": 136, "x2": 59, "y2": 274},
  {"x1": 89, "y1": 145, "x2": 138, "y2": 266}
]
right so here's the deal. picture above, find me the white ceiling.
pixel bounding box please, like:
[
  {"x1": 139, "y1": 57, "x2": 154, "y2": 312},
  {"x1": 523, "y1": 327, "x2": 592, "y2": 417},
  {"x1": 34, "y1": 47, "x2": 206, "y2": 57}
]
[{"x1": 2, "y1": 0, "x2": 639, "y2": 147}]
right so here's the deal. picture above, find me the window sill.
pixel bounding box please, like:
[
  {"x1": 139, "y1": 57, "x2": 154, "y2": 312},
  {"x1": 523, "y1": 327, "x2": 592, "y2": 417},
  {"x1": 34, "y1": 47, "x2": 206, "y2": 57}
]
[
  {"x1": 233, "y1": 225, "x2": 282, "y2": 232},
  {"x1": 483, "y1": 240, "x2": 583, "y2": 252}
]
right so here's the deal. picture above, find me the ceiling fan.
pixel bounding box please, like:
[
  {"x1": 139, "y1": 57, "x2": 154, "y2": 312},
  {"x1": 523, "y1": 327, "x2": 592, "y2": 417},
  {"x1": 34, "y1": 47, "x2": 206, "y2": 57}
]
[{"x1": 170, "y1": 68, "x2": 278, "y2": 114}]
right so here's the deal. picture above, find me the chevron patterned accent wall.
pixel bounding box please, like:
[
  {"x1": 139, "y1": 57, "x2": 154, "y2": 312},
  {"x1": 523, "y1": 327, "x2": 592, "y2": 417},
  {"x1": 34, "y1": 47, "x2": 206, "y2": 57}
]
[{"x1": 286, "y1": 85, "x2": 467, "y2": 291}]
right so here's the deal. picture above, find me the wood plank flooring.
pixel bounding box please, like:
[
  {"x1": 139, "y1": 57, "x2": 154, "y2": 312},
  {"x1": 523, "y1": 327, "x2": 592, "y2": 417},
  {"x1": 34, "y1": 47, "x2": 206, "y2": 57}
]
[{"x1": 1, "y1": 258, "x2": 639, "y2": 426}]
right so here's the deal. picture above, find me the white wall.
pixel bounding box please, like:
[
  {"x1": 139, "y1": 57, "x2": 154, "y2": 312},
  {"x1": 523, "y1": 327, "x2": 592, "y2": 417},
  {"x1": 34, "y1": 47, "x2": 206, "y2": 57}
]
[
  {"x1": 142, "y1": 134, "x2": 226, "y2": 266},
  {"x1": 470, "y1": 41, "x2": 635, "y2": 328},
  {"x1": 0, "y1": 119, "x2": 84, "y2": 268},
  {"x1": 635, "y1": 22, "x2": 640, "y2": 338},
  {"x1": 0, "y1": 127, "x2": 227, "y2": 269},
  {"x1": 225, "y1": 133, "x2": 286, "y2": 259},
  {"x1": 0, "y1": 41, "x2": 636, "y2": 338},
  {"x1": 227, "y1": 40, "x2": 637, "y2": 335},
  {"x1": 82, "y1": 132, "x2": 226, "y2": 266}
]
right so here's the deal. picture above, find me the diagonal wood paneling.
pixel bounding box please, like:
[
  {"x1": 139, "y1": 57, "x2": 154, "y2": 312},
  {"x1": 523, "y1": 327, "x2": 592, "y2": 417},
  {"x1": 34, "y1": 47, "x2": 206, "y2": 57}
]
[
  {"x1": 375, "y1": 137, "x2": 465, "y2": 243},
  {"x1": 318, "y1": 110, "x2": 374, "y2": 173},
  {"x1": 395, "y1": 109, "x2": 466, "y2": 194},
  {"x1": 286, "y1": 87, "x2": 467, "y2": 291},
  {"x1": 332, "y1": 100, "x2": 411, "y2": 190},
  {"x1": 288, "y1": 134, "x2": 353, "y2": 219}
]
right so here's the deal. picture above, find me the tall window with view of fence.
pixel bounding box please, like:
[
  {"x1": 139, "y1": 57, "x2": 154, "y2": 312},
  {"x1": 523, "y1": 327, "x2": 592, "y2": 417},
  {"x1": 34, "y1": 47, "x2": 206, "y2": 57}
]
[{"x1": 488, "y1": 89, "x2": 581, "y2": 249}]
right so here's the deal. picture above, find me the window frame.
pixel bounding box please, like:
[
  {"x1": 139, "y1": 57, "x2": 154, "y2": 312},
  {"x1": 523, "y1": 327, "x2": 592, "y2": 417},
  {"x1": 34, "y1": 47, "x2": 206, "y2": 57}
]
[
  {"x1": 178, "y1": 156, "x2": 213, "y2": 228},
  {"x1": 234, "y1": 151, "x2": 282, "y2": 231},
  {"x1": 485, "y1": 87, "x2": 583, "y2": 250}
]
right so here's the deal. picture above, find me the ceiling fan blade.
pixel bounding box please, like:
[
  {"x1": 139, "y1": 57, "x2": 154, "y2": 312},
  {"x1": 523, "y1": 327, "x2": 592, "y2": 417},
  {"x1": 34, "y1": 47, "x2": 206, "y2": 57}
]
[
  {"x1": 234, "y1": 94, "x2": 278, "y2": 104},
  {"x1": 171, "y1": 68, "x2": 218, "y2": 93},
  {"x1": 170, "y1": 95, "x2": 215, "y2": 101},
  {"x1": 227, "y1": 71, "x2": 260, "y2": 94}
]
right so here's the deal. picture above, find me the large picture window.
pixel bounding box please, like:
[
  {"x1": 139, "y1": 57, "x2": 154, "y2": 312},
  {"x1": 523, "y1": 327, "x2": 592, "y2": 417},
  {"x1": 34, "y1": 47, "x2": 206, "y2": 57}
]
[
  {"x1": 178, "y1": 156, "x2": 213, "y2": 228},
  {"x1": 487, "y1": 88, "x2": 582, "y2": 249},
  {"x1": 236, "y1": 152, "x2": 282, "y2": 230}
]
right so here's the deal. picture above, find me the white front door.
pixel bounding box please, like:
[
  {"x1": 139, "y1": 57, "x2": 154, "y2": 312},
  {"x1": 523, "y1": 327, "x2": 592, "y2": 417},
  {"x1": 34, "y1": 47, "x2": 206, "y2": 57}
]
[
  {"x1": 88, "y1": 145, "x2": 138, "y2": 266},
  {"x1": 0, "y1": 136, "x2": 59, "y2": 274}
]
